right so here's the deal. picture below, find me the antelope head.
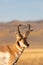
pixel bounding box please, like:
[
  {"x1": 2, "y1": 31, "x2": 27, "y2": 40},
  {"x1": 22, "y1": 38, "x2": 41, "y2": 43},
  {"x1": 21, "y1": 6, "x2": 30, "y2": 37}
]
[{"x1": 16, "y1": 24, "x2": 33, "y2": 48}]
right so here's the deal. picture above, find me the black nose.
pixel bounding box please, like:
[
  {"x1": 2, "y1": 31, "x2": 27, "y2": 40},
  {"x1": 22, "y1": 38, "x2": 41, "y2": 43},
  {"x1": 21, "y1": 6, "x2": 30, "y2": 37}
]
[
  {"x1": 24, "y1": 38, "x2": 29, "y2": 47},
  {"x1": 27, "y1": 43, "x2": 29, "y2": 47},
  {"x1": 24, "y1": 39, "x2": 29, "y2": 47}
]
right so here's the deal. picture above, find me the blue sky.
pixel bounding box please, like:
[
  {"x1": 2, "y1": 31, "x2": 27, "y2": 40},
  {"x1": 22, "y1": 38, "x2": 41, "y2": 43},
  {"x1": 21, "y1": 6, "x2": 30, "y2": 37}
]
[{"x1": 0, "y1": 0, "x2": 43, "y2": 22}]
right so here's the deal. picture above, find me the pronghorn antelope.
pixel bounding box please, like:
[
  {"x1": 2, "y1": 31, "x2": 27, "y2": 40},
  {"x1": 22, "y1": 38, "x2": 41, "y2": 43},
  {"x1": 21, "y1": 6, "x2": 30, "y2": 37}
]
[{"x1": 0, "y1": 24, "x2": 33, "y2": 65}]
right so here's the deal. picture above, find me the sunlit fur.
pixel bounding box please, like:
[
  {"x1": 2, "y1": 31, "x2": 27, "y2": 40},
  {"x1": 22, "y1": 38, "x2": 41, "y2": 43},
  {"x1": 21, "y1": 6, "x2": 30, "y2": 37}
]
[{"x1": 0, "y1": 24, "x2": 30, "y2": 65}]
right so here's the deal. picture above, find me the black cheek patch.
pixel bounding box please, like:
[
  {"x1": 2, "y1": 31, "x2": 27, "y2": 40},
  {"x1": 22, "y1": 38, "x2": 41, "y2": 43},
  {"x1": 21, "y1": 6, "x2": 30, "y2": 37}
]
[{"x1": 17, "y1": 41, "x2": 20, "y2": 46}]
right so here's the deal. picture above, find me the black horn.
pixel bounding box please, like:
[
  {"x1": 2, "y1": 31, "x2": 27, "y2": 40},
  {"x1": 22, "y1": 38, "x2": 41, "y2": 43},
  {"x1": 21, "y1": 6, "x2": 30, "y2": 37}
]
[
  {"x1": 18, "y1": 24, "x2": 23, "y2": 39},
  {"x1": 27, "y1": 24, "x2": 33, "y2": 32}
]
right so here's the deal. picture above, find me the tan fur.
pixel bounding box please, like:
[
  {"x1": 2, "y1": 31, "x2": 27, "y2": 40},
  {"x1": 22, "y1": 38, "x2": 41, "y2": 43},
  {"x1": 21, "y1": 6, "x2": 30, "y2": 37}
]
[{"x1": 0, "y1": 24, "x2": 31, "y2": 65}]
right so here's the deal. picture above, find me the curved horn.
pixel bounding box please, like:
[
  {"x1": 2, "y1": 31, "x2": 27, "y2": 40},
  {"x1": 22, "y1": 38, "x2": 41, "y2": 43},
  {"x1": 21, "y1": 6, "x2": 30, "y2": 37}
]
[
  {"x1": 18, "y1": 24, "x2": 22, "y2": 34},
  {"x1": 27, "y1": 24, "x2": 33, "y2": 31},
  {"x1": 18, "y1": 24, "x2": 23, "y2": 39}
]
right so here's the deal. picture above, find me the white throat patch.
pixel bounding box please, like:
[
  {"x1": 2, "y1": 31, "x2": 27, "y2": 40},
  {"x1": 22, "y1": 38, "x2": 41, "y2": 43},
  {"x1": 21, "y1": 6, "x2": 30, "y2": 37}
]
[
  {"x1": 0, "y1": 52, "x2": 10, "y2": 65},
  {"x1": 19, "y1": 41, "x2": 27, "y2": 48},
  {"x1": 16, "y1": 44, "x2": 22, "y2": 52}
]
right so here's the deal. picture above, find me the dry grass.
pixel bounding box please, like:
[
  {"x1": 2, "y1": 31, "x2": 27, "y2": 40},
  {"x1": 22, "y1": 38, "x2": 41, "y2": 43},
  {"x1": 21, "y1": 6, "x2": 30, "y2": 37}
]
[{"x1": 16, "y1": 49, "x2": 43, "y2": 65}]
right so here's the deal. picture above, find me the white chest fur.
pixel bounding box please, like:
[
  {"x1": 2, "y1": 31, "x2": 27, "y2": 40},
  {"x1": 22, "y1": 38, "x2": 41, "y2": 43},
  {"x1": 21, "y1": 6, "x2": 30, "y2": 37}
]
[{"x1": 0, "y1": 52, "x2": 10, "y2": 65}]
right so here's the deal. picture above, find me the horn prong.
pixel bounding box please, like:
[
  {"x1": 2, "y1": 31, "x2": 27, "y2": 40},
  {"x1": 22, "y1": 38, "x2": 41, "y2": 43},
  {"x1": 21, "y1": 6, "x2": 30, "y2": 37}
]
[{"x1": 23, "y1": 24, "x2": 33, "y2": 39}]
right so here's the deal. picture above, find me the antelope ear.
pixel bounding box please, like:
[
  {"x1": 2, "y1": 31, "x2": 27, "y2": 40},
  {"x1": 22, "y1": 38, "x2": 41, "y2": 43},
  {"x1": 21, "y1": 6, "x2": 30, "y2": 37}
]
[{"x1": 23, "y1": 33, "x2": 27, "y2": 39}]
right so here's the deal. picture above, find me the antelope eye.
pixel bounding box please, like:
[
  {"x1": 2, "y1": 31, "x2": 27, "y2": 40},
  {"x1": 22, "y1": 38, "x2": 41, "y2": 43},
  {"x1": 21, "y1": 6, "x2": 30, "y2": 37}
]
[{"x1": 19, "y1": 38, "x2": 22, "y2": 41}]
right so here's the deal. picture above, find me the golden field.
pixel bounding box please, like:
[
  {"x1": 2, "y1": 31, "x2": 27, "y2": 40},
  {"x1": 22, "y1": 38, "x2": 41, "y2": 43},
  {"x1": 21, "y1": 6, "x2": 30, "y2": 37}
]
[
  {"x1": 0, "y1": 20, "x2": 43, "y2": 65},
  {"x1": 16, "y1": 49, "x2": 43, "y2": 65}
]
